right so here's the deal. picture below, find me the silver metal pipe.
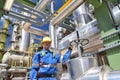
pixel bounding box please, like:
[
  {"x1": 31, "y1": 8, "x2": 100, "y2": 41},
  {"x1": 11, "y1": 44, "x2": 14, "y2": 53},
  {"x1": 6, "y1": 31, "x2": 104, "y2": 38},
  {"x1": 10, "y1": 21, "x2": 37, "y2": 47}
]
[
  {"x1": 8, "y1": 11, "x2": 43, "y2": 25},
  {"x1": 20, "y1": 29, "x2": 30, "y2": 51},
  {"x1": 12, "y1": 77, "x2": 25, "y2": 80},
  {"x1": 73, "y1": 2, "x2": 91, "y2": 27},
  {"x1": 105, "y1": 70, "x2": 120, "y2": 80},
  {"x1": 112, "y1": 4, "x2": 120, "y2": 25},
  {"x1": 35, "y1": 0, "x2": 52, "y2": 11},
  {"x1": 10, "y1": 22, "x2": 20, "y2": 50},
  {"x1": 23, "y1": 23, "x2": 49, "y2": 36},
  {"x1": 51, "y1": 0, "x2": 84, "y2": 26},
  {"x1": 49, "y1": 2, "x2": 58, "y2": 51},
  {"x1": 49, "y1": 23, "x2": 57, "y2": 49},
  {"x1": 22, "y1": 0, "x2": 51, "y2": 36}
]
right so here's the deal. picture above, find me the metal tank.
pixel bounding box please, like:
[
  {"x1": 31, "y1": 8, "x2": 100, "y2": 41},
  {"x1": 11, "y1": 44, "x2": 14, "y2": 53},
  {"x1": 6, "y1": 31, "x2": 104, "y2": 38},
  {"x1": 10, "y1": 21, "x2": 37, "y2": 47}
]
[
  {"x1": 68, "y1": 57, "x2": 98, "y2": 80},
  {"x1": 2, "y1": 51, "x2": 28, "y2": 66}
]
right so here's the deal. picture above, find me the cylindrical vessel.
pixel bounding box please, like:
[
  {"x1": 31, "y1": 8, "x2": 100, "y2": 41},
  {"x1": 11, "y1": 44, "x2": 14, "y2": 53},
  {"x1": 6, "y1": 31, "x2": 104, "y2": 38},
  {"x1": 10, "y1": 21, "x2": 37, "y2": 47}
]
[{"x1": 2, "y1": 51, "x2": 28, "y2": 66}]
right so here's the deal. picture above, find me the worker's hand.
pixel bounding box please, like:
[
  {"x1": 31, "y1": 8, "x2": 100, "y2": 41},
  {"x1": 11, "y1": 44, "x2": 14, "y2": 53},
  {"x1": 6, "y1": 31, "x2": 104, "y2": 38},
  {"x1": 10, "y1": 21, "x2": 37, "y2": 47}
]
[{"x1": 37, "y1": 71, "x2": 40, "y2": 77}]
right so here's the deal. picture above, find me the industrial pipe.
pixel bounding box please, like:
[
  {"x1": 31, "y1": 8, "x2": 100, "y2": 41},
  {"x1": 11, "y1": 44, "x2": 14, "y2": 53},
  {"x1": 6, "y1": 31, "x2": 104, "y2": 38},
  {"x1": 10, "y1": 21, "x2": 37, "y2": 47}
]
[
  {"x1": 0, "y1": 19, "x2": 10, "y2": 62},
  {"x1": 54, "y1": 0, "x2": 72, "y2": 16},
  {"x1": 23, "y1": 0, "x2": 51, "y2": 36},
  {"x1": 23, "y1": 21, "x2": 49, "y2": 36},
  {"x1": 10, "y1": 22, "x2": 20, "y2": 50},
  {"x1": 51, "y1": 0, "x2": 85, "y2": 26}
]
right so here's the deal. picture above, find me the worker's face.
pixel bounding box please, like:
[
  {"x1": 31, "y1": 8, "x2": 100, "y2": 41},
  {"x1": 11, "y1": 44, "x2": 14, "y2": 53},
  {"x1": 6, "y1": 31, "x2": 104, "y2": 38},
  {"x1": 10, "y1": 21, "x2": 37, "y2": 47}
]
[{"x1": 42, "y1": 42, "x2": 51, "y2": 50}]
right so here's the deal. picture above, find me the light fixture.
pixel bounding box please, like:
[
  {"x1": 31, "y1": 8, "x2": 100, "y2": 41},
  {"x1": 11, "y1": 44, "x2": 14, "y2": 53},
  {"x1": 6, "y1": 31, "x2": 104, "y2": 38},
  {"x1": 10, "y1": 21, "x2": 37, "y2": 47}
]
[{"x1": 4, "y1": 0, "x2": 14, "y2": 11}]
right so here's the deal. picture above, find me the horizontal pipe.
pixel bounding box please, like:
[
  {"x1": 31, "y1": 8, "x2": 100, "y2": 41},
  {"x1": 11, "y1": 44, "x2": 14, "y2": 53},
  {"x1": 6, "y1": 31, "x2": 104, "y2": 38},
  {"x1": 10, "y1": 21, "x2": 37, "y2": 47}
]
[
  {"x1": 51, "y1": 0, "x2": 85, "y2": 26},
  {"x1": 54, "y1": 0, "x2": 72, "y2": 16},
  {"x1": 23, "y1": 23, "x2": 49, "y2": 36},
  {"x1": 22, "y1": 0, "x2": 51, "y2": 36}
]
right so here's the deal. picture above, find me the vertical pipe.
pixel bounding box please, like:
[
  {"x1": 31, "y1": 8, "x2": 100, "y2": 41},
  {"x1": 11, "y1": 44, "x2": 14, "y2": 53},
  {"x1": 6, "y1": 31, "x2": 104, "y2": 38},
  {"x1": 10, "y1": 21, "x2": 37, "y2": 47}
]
[
  {"x1": 0, "y1": 19, "x2": 9, "y2": 62},
  {"x1": 20, "y1": 29, "x2": 30, "y2": 51},
  {"x1": 10, "y1": 22, "x2": 19, "y2": 50},
  {"x1": 49, "y1": 24, "x2": 57, "y2": 49},
  {"x1": 49, "y1": 1, "x2": 58, "y2": 53},
  {"x1": 73, "y1": 3, "x2": 91, "y2": 27}
]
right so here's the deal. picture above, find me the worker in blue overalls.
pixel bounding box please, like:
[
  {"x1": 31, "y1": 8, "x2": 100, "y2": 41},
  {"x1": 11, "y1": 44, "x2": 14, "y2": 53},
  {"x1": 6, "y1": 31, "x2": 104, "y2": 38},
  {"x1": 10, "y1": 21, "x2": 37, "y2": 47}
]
[{"x1": 30, "y1": 36, "x2": 72, "y2": 80}]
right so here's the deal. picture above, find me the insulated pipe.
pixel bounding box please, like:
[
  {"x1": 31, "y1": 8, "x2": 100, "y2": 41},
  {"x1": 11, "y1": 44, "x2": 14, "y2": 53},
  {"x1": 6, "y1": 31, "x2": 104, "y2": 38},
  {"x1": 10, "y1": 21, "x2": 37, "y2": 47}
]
[
  {"x1": 51, "y1": 0, "x2": 85, "y2": 26},
  {"x1": 54, "y1": 0, "x2": 72, "y2": 16},
  {"x1": 23, "y1": 22, "x2": 49, "y2": 36},
  {"x1": 2, "y1": 51, "x2": 28, "y2": 66},
  {"x1": 23, "y1": 0, "x2": 51, "y2": 36},
  {"x1": 35, "y1": 0, "x2": 52, "y2": 11},
  {"x1": 10, "y1": 22, "x2": 20, "y2": 50},
  {"x1": 0, "y1": 19, "x2": 9, "y2": 62},
  {"x1": 20, "y1": 29, "x2": 30, "y2": 51},
  {"x1": 73, "y1": 2, "x2": 91, "y2": 27}
]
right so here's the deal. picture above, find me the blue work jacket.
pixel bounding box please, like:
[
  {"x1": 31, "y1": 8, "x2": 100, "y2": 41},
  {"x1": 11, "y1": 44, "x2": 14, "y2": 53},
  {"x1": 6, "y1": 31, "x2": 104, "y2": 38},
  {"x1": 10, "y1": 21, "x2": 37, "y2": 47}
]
[{"x1": 30, "y1": 48, "x2": 72, "y2": 80}]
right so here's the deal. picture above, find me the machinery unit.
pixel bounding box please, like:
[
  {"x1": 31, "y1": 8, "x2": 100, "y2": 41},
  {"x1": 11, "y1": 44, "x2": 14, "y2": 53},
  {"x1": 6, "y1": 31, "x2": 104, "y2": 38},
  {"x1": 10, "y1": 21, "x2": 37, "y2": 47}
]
[{"x1": 0, "y1": 0, "x2": 120, "y2": 80}]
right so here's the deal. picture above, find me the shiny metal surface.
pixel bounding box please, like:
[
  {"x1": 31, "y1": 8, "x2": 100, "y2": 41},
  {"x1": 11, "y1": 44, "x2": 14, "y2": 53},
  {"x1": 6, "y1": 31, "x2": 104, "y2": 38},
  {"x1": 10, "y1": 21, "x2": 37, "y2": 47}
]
[
  {"x1": 73, "y1": 3, "x2": 92, "y2": 27},
  {"x1": 49, "y1": 23, "x2": 58, "y2": 49},
  {"x1": 2, "y1": 51, "x2": 28, "y2": 66},
  {"x1": 112, "y1": 5, "x2": 120, "y2": 25},
  {"x1": 104, "y1": 70, "x2": 120, "y2": 80},
  {"x1": 51, "y1": 0, "x2": 84, "y2": 25},
  {"x1": 11, "y1": 23, "x2": 20, "y2": 50},
  {"x1": 23, "y1": 0, "x2": 50, "y2": 36},
  {"x1": 12, "y1": 77, "x2": 25, "y2": 80},
  {"x1": 58, "y1": 19, "x2": 99, "y2": 50},
  {"x1": 68, "y1": 57, "x2": 98, "y2": 80},
  {"x1": 79, "y1": 67, "x2": 102, "y2": 80},
  {"x1": 78, "y1": 65, "x2": 111, "y2": 80},
  {"x1": 20, "y1": 29, "x2": 30, "y2": 51}
]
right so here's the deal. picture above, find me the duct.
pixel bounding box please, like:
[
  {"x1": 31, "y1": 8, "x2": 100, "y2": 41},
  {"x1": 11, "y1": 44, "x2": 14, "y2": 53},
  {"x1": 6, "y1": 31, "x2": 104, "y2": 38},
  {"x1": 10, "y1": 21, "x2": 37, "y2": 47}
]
[
  {"x1": 22, "y1": 0, "x2": 51, "y2": 36},
  {"x1": 2, "y1": 51, "x2": 29, "y2": 66},
  {"x1": 68, "y1": 57, "x2": 98, "y2": 80},
  {"x1": 51, "y1": 0, "x2": 85, "y2": 26}
]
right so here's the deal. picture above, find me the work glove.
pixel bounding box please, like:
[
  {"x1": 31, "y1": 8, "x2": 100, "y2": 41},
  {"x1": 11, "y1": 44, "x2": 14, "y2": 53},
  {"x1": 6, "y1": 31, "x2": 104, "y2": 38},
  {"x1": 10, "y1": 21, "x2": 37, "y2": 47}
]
[{"x1": 68, "y1": 46, "x2": 72, "y2": 50}]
